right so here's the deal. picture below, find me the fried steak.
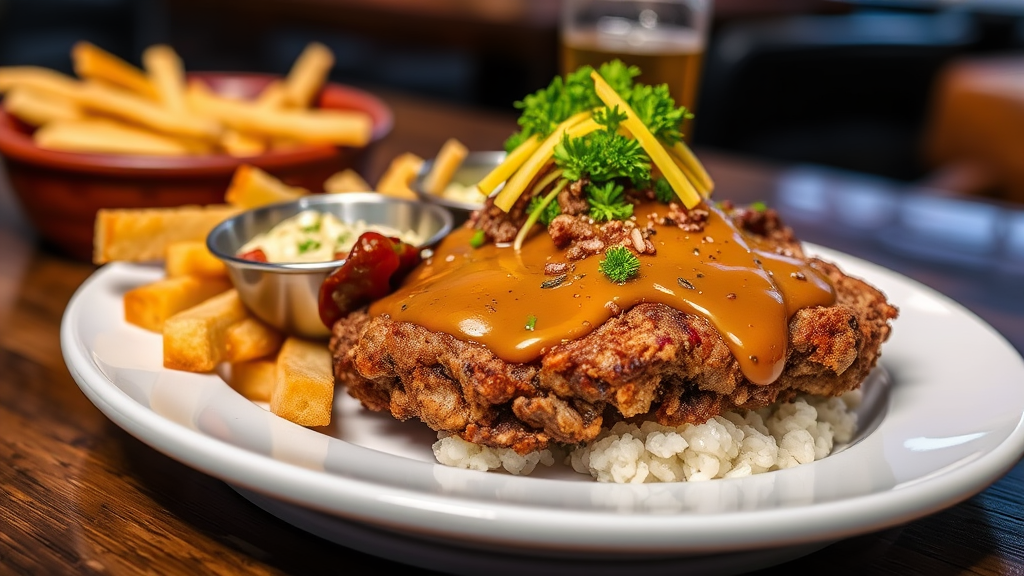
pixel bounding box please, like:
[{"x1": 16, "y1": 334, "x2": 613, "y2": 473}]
[{"x1": 330, "y1": 203, "x2": 898, "y2": 454}]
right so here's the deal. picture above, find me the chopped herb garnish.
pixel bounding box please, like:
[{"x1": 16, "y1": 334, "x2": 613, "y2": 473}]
[
  {"x1": 599, "y1": 246, "x2": 641, "y2": 283},
  {"x1": 626, "y1": 82, "x2": 692, "y2": 145},
  {"x1": 751, "y1": 201, "x2": 768, "y2": 212},
  {"x1": 587, "y1": 181, "x2": 633, "y2": 223},
  {"x1": 554, "y1": 130, "x2": 650, "y2": 187},
  {"x1": 301, "y1": 221, "x2": 322, "y2": 233},
  {"x1": 298, "y1": 239, "x2": 321, "y2": 254},
  {"x1": 525, "y1": 314, "x2": 538, "y2": 331},
  {"x1": 654, "y1": 177, "x2": 674, "y2": 203},
  {"x1": 527, "y1": 194, "x2": 562, "y2": 226},
  {"x1": 336, "y1": 232, "x2": 351, "y2": 245},
  {"x1": 469, "y1": 229, "x2": 486, "y2": 248},
  {"x1": 505, "y1": 61, "x2": 641, "y2": 149}
]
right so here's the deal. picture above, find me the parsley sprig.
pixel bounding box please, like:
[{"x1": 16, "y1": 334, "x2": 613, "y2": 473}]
[
  {"x1": 504, "y1": 61, "x2": 644, "y2": 153},
  {"x1": 599, "y1": 246, "x2": 641, "y2": 283},
  {"x1": 587, "y1": 181, "x2": 633, "y2": 223}
]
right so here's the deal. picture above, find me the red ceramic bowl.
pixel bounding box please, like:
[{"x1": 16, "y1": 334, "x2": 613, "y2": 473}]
[{"x1": 0, "y1": 72, "x2": 393, "y2": 261}]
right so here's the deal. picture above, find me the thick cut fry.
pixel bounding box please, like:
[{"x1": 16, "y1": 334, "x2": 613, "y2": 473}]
[
  {"x1": 224, "y1": 317, "x2": 284, "y2": 363},
  {"x1": 270, "y1": 337, "x2": 334, "y2": 426},
  {"x1": 165, "y1": 240, "x2": 227, "y2": 278},
  {"x1": 143, "y1": 44, "x2": 187, "y2": 112},
  {"x1": 224, "y1": 164, "x2": 308, "y2": 208},
  {"x1": 256, "y1": 80, "x2": 287, "y2": 109},
  {"x1": 220, "y1": 129, "x2": 267, "y2": 156},
  {"x1": 229, "y1": 357, "x2": 278, "y2": 402},
  {"x1": 163, "y1": 289, "x2": 249, "y2": 372},
  {"x1": 323, "y1": 169, "x2": 371, "y2": 193},
  {"x1": 94, "y1": 204, "x2": 241, "y2": 264},
  {"x1": 72, "y1": 41, "x2": 158, "y2": 99},
  {"x1": 284, "y1": 42, "x2": 335, "y2": 108},
  {"x1": 124, "y1": 275, "x2": 232, "y2": 332},
  {"x1": 2, "y1": 87, "x2": 81, "y2": 126},
  {"x1": 0, "y1": 66, "x2": 82, "y2": 100},
  {"x1": 590, "y1": 70, "x2": 701, "y2": 209},
  {"x1": 421, "y1": 138, "x2": 468, "y2": 196},
  {"x1": 77, "y1": 81, "x2": 221, "y2": 140},
  {"x1": 34, "y1": 118, "x2": 204, "y2": 156},
  {"x1": 477, "y1": 134, "x2": 540, "y2": 195},
  {"x1": 186, "y1": 82, "x2": 370, "y2": 146},
  {"x1": 376, "y1": 153, "x2": 423, "y2": 200}
]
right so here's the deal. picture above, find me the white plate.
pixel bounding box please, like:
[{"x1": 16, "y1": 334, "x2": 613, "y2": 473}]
[{"x1": 61, "y1": 247, "x2": 1024, "y2": 569}]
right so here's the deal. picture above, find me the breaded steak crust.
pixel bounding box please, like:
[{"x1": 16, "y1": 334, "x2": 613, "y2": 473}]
[{"x1": 330, "y1": 257, "x2": 898, "y2": 454}]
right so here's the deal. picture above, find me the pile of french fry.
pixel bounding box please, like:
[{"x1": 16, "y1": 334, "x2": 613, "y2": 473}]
[{"x1": 0, "y1": 41, "x2": 372, "y2": 156}]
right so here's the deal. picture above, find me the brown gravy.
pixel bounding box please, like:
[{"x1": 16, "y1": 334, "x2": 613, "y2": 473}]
[{"x1": 370, "y1": 202, "x2": 834, "y2": 385}]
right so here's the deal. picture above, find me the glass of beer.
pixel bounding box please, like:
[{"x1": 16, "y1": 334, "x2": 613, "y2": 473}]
[{"x1": 561, "y1": 0, "x2": 712, "y2": 135}]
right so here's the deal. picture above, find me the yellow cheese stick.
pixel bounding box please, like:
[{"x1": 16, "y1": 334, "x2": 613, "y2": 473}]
[
  {"x1": 590, "y1": 70, "x2": 701, "y2": 209},
  {"x1": 476, "y1": 134, "x2": 540, "y2": 196},
  {"x1": 494, "y1": 111, "x2": 595, "y2": 212}
]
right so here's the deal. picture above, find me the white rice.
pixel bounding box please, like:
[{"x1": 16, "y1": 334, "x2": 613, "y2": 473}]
[{"x1": 431, "y1": 390, "x2": 860, "y2": 482}]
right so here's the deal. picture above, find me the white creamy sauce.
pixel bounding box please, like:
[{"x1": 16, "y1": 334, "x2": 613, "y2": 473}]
[
  {"x1": 239, "y1": 210, "x2": 423, "y2": 263},
  {"x1": 441, "y1": 182, "x2": 486, "y2": 205}
]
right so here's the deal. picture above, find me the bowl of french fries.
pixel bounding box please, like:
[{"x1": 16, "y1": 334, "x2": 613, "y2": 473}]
[{"x1": 0, "y1": 41, "x2": 392, "y2": 261}]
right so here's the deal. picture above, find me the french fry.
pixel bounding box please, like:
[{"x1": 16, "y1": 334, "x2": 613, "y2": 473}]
[
  {"x1": 0, "y1": 66, "x2": 82, "y2": 101},
  {"x1": 220, "y1": 129, "x2": 267, "y2": 156},
  {"x1": 94, "y1": 204, "x2": 241, "y2": 264},
  {"x1": 376, "y1": 152, "x2": 423, "y2": 200},
  {"x1": 142, "y1": 44, "x2": 187, "y2": 112},
  {"x1": 225, "y1": 317, "x2": 284, "y2": 363},
  {"x1": 421, "y1": 138, "x2": 468, "y2": 196},
  {"x1": 165, "y1": 240, "x2": 228, "y2": 278},
  {"x1": 323, "y1": 169, "x2": 371, "y2": 193},
  {"x1": 283, "y1": 42, "x2": 334, "y2": 109},
  {"x1": 77, "y1": 80, "x2": 221, "y2": 141},
  {"x1": 124, "y1": 275, "x2": 232, "y2": 332},
  {"x1": 256, "y1": 80, "x2": 287, "y2": 109},
  {"x1": 186, "y1": 81, "x2": 370, "y2": 146},
  {"x1": 270, "y1": 337, "x2": 334, "y2": 427},
  {"x1": 72, "y1": 41, "x2": 159, "y2": 100},
  {"x1": 163, "y1": 289, "x2": 249, "y2": 372},
  {"x1": 224, "y1": 164, "x2": 309, "y2": 208},
  {"x1": 34, "y1": 118, "x2": 204, "y2": 156},
  {"x1": 229, "y1": 356, "x2": 278, "y2": 402},
  {"x1": 2, "y1": 86, "x2": 82, "y2": 126}
]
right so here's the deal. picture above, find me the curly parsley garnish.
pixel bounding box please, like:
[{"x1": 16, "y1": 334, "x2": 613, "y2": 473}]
[
  {"x1": 587, "y1": 181, "x2": 633, "y2": 223},
  {"x1": 599, "y1": 246, "x2": 641, "y2": 283}
]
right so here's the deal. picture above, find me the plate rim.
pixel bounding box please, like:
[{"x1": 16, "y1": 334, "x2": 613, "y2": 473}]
[{"x1": 61, "y1": 246, "x2": 1024, "y2": 555}]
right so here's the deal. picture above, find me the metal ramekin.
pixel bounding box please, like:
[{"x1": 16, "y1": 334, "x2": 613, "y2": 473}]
[{"x1": 207, "y1": 193, "x2": 453, "y2": 339}]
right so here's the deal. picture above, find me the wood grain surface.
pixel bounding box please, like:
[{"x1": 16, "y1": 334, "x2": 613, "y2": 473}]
[{"x1": 1, "y1": 92, "x2": 1022, "y2": 576}]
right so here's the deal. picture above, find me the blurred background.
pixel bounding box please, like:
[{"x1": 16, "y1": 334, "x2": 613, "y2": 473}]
[{"x1": 1, "y1": 0, "x2": 1024, "y2": 203}]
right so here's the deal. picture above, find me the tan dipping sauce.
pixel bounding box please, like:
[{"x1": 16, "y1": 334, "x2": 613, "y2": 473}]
[{"x1": 370, "y1": 202, "x2": 835, "y2": 385}]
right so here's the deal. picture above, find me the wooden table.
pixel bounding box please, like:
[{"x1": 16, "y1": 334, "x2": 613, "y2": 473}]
[{"x1": 2, "y1": 93, "x2": 1023, "y2": 575}]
